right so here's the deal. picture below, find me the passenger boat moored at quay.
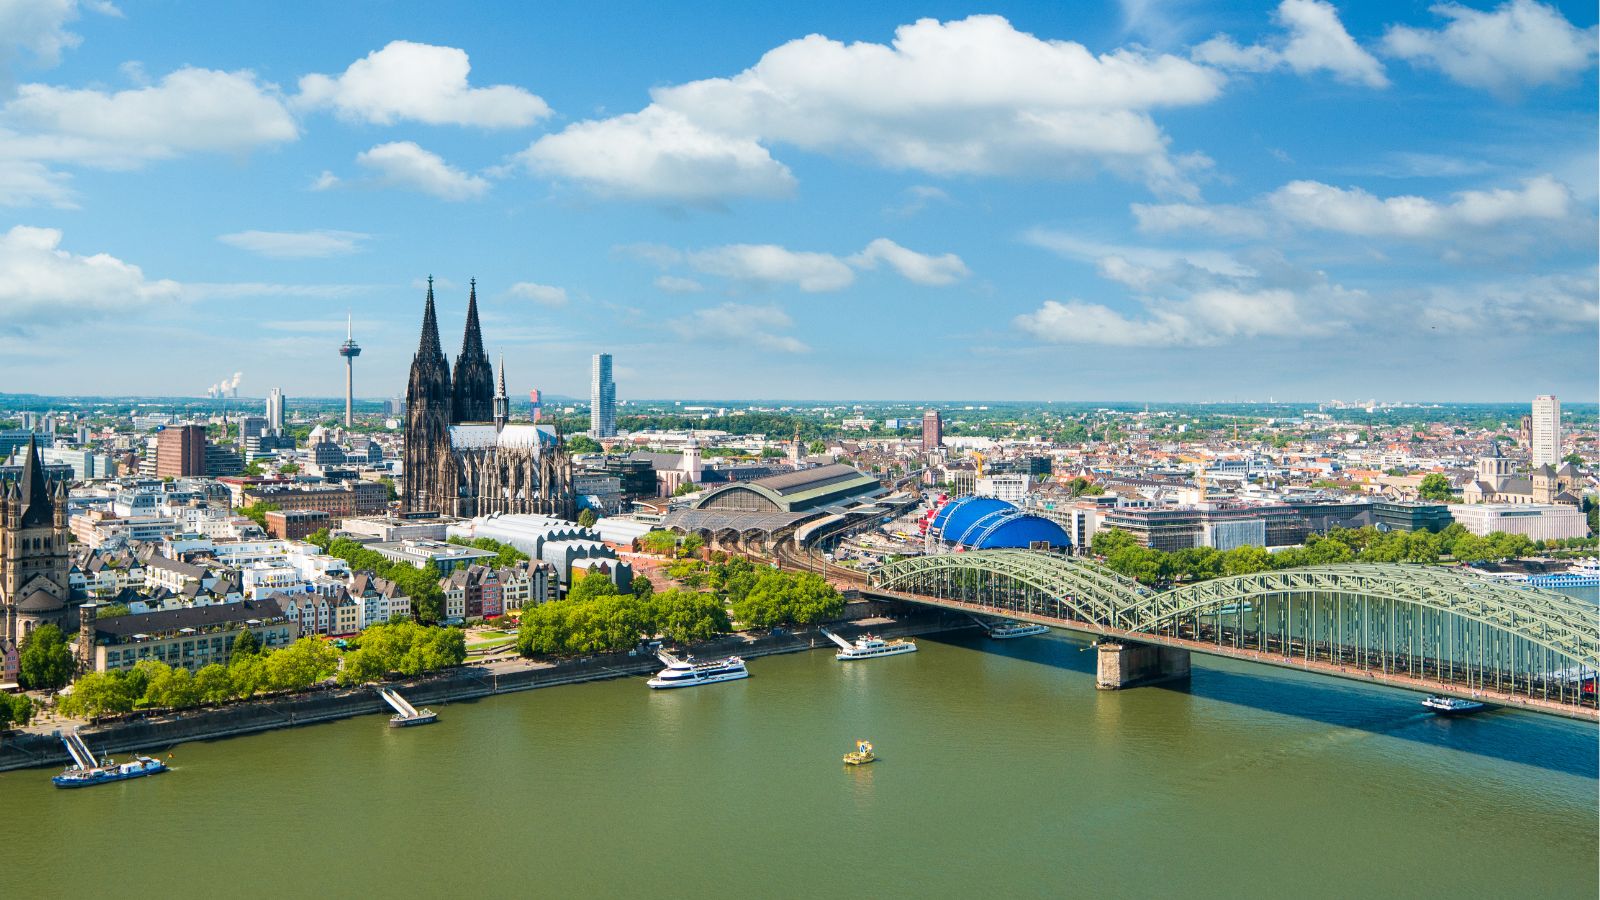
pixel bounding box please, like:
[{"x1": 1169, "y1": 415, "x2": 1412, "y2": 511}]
[
  {"x1": 822, "y1": 628, "x2": 918, "y2": 660},
  {"x1": 647, "y1": 651, "x2": 750, "y2": 688}
]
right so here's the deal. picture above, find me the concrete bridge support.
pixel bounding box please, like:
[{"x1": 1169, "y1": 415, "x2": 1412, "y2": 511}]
[{"x1": 1096, "y1": 640, "x2": 1190, "y2": 690}]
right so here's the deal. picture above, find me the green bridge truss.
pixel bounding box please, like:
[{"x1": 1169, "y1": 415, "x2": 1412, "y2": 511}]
[{"x1": 873, "y1": 549, "x2": 1600, "y2": 671}]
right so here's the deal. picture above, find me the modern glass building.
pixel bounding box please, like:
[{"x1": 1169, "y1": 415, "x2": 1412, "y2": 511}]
[{"x1": 590, "y1": 353, "x2": 616, "y2": 438}]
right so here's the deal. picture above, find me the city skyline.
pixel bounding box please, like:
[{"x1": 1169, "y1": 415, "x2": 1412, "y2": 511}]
[{"x1": 0, "y1": 1, "x2": 1594, "y2": 402}]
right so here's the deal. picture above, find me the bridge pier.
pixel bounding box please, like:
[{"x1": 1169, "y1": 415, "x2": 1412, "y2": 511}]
[{"x1": 1096, "y1": 640, "x2": 1190, "y2": 690}]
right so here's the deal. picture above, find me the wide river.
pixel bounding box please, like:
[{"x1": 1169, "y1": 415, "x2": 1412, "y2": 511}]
[{"x1": 7, "y1": 628, "x2": 1597, "y2": 899}]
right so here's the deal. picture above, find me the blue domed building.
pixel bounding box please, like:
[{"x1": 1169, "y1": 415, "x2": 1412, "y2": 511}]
[{"x1": 929, "y1": 496, "x2": 1071, "y2": 550}]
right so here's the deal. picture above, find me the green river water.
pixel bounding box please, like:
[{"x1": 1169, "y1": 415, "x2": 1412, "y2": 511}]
[{"x1": 6, "y1": 628, "x2": 1596, "y2": 899}]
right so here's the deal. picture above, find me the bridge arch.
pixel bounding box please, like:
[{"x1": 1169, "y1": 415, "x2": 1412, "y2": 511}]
[
  {"x1": 872, "y1": 550, "x2": 1599, "y2": 714},
  {"x1": 873, "y1": 549, "x2": 1148, "y2": 628},
  {"x1": 1133, "y1": 564, "x2": 1598, "y2": 669}
]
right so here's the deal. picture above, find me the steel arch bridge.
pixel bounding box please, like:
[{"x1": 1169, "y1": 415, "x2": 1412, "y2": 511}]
[{"x1": 870, "y1": 550, "x2": 1600, "y2": 719}]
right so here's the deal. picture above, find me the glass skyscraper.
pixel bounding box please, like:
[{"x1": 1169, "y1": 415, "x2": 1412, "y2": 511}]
[{"x1": 590, "y1": 353, "x2": 616, "y2": 438}]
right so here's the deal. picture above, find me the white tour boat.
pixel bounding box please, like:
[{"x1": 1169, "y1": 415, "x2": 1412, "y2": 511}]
[
  {"x1": 822, "y1": 628, "x2": 917, "y2": 660},
  {"x1": 1422, "y1": 695, "x2": 1486, "y2": 715},
  {"x1": 985, "y1": 620, "x2": 1050, "y2": 639},
  {"x1": 647, "y1": 651, "x2": 749, "y2": 689}
]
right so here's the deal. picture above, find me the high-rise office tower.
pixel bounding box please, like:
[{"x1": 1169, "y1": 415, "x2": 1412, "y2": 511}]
[
  {"x1": 155, "y1": 425, "x2": 207, "y2": 477},
  {"x1": 265, "y1": 387, "x2": 284, "y2": 435},
  {"x1": 590, "y1": 353, "x2": 616, "y2": 438},
  {"x1": 338, "y1": 314, "x2": 362, "y2": 428},
  {"x1": 921, "y1": 409, "x2": 943, "y2": 452},
  {"x1": 1532, "y1": 395, "x2": 1561, "y2": 468}
]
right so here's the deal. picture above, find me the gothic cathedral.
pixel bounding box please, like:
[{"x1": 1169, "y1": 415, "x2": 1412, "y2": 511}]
[
  {"x1": 402, "y1": 278, "x2": 577, "y2": 519},
  {"x1": 0, "y1": 435, "x2": 73, "y2": 643}
]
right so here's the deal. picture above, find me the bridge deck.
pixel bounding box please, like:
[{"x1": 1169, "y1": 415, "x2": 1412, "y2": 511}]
[{"x1": 863, "y1": 587, "x2": 1599, "y2": 723}]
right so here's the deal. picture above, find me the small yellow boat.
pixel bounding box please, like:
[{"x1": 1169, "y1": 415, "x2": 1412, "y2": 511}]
[{"x1": 843, "y1": 740, "x2": 876, "y2": 765}]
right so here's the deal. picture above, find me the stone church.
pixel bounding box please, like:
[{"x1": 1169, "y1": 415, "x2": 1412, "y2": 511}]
[
  {"x1": 1460, "y1": 442, "x2": 1583, "y2": 506},
  {"x1": 0, "y1": 435, "x2": 74, "y2": 644},
  {"x1": 402, "y1": 278, "x2": 577, "y2": 519}
]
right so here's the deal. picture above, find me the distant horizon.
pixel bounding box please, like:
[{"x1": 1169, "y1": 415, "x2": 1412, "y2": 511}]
[{"x1": 0, "y1": 392, "x2": 1593, "y2": 410}]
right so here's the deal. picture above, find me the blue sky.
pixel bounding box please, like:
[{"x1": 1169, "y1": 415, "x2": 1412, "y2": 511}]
[{"x1": 0, "y1": 0, "x2": 1594, "y2": 402}]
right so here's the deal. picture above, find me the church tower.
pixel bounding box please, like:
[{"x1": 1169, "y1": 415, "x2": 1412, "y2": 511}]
[
  {"x1": 403, "y1": 278, "x2": 454, "y2": 513},
  {"x1": 451, "y1": 278, "x2": 495, "y2": 424},
  {"x1": 493, "y1": 354, "x2": 509, "y2": 432},
  {"x1": 1, "y1": 435, "x2": 72, "y2": 643}
]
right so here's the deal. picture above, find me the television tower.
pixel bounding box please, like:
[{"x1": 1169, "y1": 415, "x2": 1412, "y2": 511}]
[{"x1": 338, "y1": 313, "x2": 361, "y2": 428}]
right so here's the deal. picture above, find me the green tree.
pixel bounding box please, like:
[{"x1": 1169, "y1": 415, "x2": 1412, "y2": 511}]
[
  {"x1": 577, "y1": 507, "x2": 598, "y2": 528},
  {"x1": 1562, "y1": 453, "x2": 1584, "y2": 467},
  {"x1": 0, "y1": 692, "x2": 34, "y2": 728},
  {"x1": 566, "y1": 571, "x2": 623, "y2": 603},
  {"x1": 1222, "y1": 545, "x2": 1275, "y2": 576},
  {"x1": 19, "y1": 624, "x2": 74, "y2": 690},
  {"x1": 60, "y1": 670, "x2": 139, "y2": 718},
  {"x1": 232, "y1": 628, "x2": 261, "y2": 657},
  {"x1": 1450, "y1": 533, "x2": 1492, "y2": 564},
  {"x1": 631, "y1": 574, "x2": 655, "y2": 600},
  {"x1": 263, "y1": 638, "x2": 340, "y2": 692},
  {"x1": 1091, "y1": 528, "x2": 1137, "y2": 558},
  {"x1": 807, "y1": 440, "x2": 827, "y2": 454},
  {"x1": 647, "y1": 589, "x2": 731, "y2": 643},
  {"x1": 672, "y1": 482, "x2": 698, "y2": 497},
  {"x1": 566, "y1": 435, "x2": 601, "y2": 453},
  {"x1": 640, "y1": 531, "x2": 679, "y2": 556},
  {"x1": 227, "y1": 653, "x2": 266, "y2": 700},
  {"x1": 278, "y1": 463, "x2": 300, "y2": 475},
  {"x1": 143, "y1": 664, "x2": 200, "y2": 709},
  {"x1": 1417, "y1": 473, "x2": 1455, "y2": 502},
  {"x1": 96, "y1": 603, "x2": 132, "y2": 619},
  {"x1": 238, "y1": 501, "x2": 280, "y2": 529},
  {"x1": 194, "y1": 664, "x2": 233, "y2": 704}
]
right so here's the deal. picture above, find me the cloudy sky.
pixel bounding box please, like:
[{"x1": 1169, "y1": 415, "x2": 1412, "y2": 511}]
[{"x1": 0, "y1": 0, "x2": 1594, "y2": 402}]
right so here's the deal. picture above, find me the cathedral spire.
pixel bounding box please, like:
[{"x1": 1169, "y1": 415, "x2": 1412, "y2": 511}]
[
  {"x1": 451, "y1": 277, "x2": 495, "y2": 423},
  {"x1": 461, "y1": 278, "x2": 485, "y2": 358},
  {"x1": 18, "y1": 433, "x2": 54, "y2": 528},
  {"x1": 493, "y1": 354, "x2": 509, "y2": 432},
  {"x1": 418, "y1": 275, "x2": 443, "y2": 359}
]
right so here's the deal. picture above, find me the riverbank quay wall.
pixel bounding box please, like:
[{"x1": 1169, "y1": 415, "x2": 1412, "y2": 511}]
[{"x1": 0, "y1": 605, "x2": 968, "y2": 772}]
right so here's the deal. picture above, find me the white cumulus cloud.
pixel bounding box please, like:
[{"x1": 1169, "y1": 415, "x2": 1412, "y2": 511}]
[
  {"x1": 0, "y1": 157, "x2": 74, "y2": 207},
  {"x1": 1266, "y1": 174, "x2": 1571, "y2": 236},
  {"x1": 1015, "y1": 288, "x2": 1327, "y2": 347},
  {"x1": 1193, "y1": 0, "x2": 1388, "y2": 87},
  {"x1": 1382, "y1": 0, "x2": 1598, "y2": 96},
  {"x1": 507, "y1": 282, "x2": 568, "y2": 306},
  {"x1": 0, "y1": 0, "x2": 118, "y2": 74},
  {"x1": 849, "y1": 238, "x2": 971, "y2": 286},
  {"x1": 657, "y1": 238, "x2": 969, "y2": 292},
  {"x1": 522, "y1": 15, "x2": 1224, "y2": 202},
  {"x1": 0, "y1": 224, "x2": 180, "y2": 325},
  {"x1": 297, "y1": 40, "x2": 550, "y2": 127},
  {"x1": 217, "y1": 229, "x2": 370, "y2": 259},
  {"x1": 0, "y1": 66, "x2": 297, "y2": 168},
  {"x1": 356, "y1": 141, "x2": 488, "y2": 201},
  {"x1": 520, "y1": 106, "x2": 795, "y2": 204},
  {"x1": 687, "y1": 244, "x2": 856, "y2": 292}
]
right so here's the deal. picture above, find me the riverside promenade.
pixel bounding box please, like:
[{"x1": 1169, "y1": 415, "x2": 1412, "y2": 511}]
[{"x1": 0, "y1": 609, "x2": 967, "y2": 773}]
